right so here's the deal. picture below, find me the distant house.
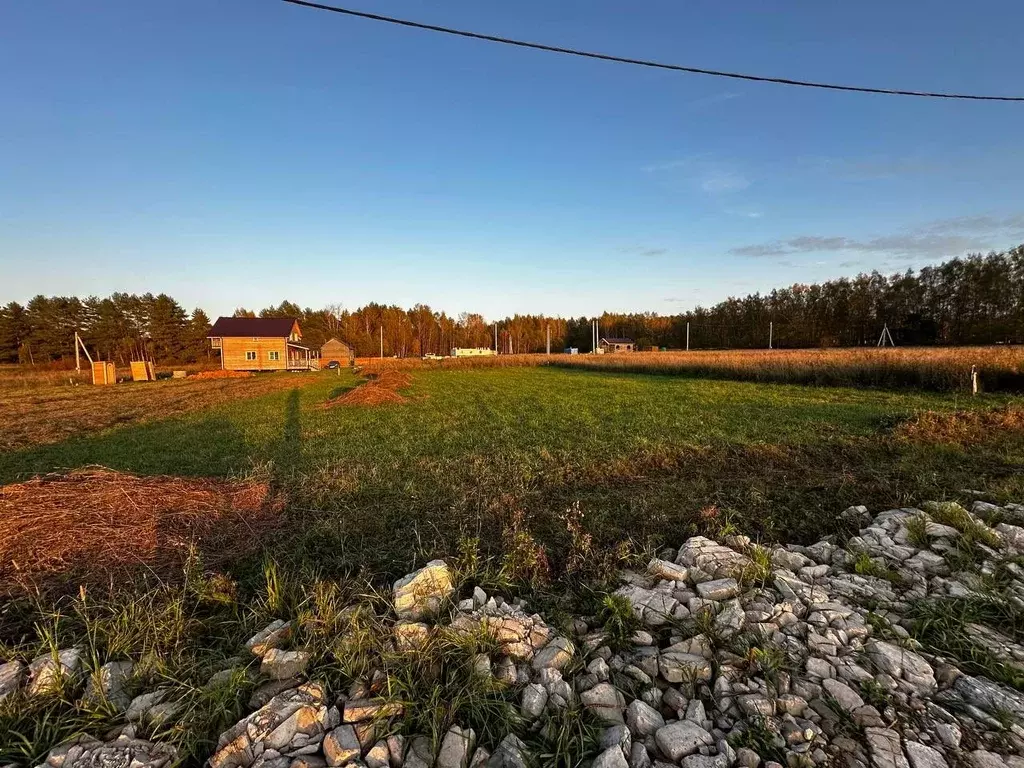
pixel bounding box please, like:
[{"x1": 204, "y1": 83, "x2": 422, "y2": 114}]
[
  {"x1": 599, "y1": 337, "x2": 635, "y2": 353},
  {"x1": 451, "y1": 348, "x2": 496, "y2": 357},
  {"x1": 321, "y1": 338, "x2": 355, "y2": 366},
  {"x1": 208, "y1": 317, "x2": 314, "y2": 371}
]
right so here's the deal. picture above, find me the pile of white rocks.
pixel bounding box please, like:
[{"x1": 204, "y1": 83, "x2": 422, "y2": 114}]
[{"x1": 8, "y1": 502, "x2": 1024, "y2": 768}]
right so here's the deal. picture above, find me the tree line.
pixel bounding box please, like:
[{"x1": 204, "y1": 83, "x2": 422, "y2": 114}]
[{"x1": 2, "y1": 246, "x2": 1021, "y2": 365}]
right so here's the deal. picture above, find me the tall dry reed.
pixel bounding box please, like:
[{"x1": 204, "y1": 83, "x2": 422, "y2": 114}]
[{"x1": 549, "y1": 347, "x2": 1024, "y2": 393}]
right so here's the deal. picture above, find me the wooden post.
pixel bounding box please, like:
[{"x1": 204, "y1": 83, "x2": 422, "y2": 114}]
[{"x1": 972, "y1": 365, "x2": 979, "y2": 396}]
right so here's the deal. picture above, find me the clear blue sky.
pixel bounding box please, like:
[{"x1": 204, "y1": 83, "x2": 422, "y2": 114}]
[{"x1": 3, "y1": 1, "x2": 1023, "y2": 319}]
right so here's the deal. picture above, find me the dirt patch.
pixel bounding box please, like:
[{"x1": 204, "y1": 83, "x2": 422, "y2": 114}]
[
  {"x1": 191, "y1": 370, "x2": 255, "y2": 380},
  {"x1": 895, "y1": 406, "x2": 1024, "y2": 445},
  {"x1": 0, "y1": 468, "x2": 283, "y2": 592},
  {"x1": 326, "y1": 370, "x2": 412, "y2": 407}
]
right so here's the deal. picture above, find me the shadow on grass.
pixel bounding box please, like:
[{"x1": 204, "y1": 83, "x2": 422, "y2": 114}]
[
  {"x1": 271, "y1": 389, "x2": 303, "y2": 480},
  {"x1": 0, "y1": 415, "x2": 251, "y2": 483}
]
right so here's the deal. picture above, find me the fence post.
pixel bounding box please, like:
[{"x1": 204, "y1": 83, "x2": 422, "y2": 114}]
[{"x1": 971, "y1": 365, "x2": 978, "y2": 396}]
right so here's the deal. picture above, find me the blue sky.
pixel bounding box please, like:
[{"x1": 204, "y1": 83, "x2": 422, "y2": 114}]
[{"x1": 2, "y1": 1, "x2": 1023, "y2": 319}]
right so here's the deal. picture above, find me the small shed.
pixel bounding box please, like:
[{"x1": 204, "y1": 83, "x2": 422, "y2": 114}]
[
  {"x1": 599, "y1": 337, "x2": 635, "y2": 353},
  {"x1": 321, "y1": 338, "x2": 355, "y2": 366}
]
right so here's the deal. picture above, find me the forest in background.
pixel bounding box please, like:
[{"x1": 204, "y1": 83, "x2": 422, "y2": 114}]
[{"x1": 1, "y1": 246, "x2": 1022, "y2": 365}]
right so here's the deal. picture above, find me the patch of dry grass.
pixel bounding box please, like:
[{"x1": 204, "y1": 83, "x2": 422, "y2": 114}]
[
  {"x1": 896, "y1": 405, "x2": 1024, "y2": 445},
  {"x1": 0, "y1": 467, "x2": 283, "y2": 593},
  {"x1": 0, "y1": 371, "x2": 321, "y2": 452},
  {"x1": 357, "y1": 353, "x2": 556, "y2": 372},
  {"x1": 551, "y1": 346, "x2": 1024, "y2": 393}
]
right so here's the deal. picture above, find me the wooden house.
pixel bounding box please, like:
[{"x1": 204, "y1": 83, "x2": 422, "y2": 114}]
[
  {"x1": 599, "y1": 337, "x2": 635, "y2": 353},
  {"x1": 208, "y1": 317, "x2": 314, "y2": 371},
  {"x1": 321, "y1": 338, "x2": 355, "y2": 366}
]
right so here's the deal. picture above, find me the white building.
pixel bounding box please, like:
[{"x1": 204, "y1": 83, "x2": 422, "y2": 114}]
[{"x1": 451, "y1": 347, "x2": 497, "y2": 357}]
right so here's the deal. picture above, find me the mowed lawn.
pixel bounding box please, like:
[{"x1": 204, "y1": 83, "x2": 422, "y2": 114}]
[{"x1": 3, "y1": 367, "x2": 1022, "y2": 574}]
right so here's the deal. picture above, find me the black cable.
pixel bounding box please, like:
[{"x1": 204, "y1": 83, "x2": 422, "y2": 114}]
[{"x1": 282, "y1": 0, "x2": 1024, "y2": 102}]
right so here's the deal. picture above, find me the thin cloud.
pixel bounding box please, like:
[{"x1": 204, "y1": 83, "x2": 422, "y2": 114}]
[
  {"x1": 687, "y1": 91, "x2": 741, "y2": 110},
  {"x1": 641, "y1": 154, "x2": 751, "y2": 196},
  {"x1": 641, "y1": 159, "x2": 692, "y2": 173},
  {"x1": 798, "y1": 145, "x2": 1024, "y2": 182},
  {"x1": 923, "y1": 213, "x2": 1024, "y2": 234},
  {"x1": 702, "y1": 170, "x2": 750, "y2": 193},
  {"x1": 617, "y1": 245, "x2": 669, "y2": 257},
  {"x1": 729, "y1": 213, "x2": 1024, "y2": 260}
]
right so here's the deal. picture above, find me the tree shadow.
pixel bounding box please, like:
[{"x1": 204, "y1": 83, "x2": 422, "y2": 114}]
[
  {"x1": 0, "y1": 414, "x2": 251, "y2": 483},
  {"x1": 271, "y1": 389, "x2": 303, "y2": 481}
]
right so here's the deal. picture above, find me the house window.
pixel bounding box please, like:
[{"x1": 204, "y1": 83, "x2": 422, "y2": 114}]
[
  {"x1": 245, "y1": 351, "x2": 257, "y2": 361},
  {"x1": 268, "y1": 351, "x2": 280, "y2": 361}
]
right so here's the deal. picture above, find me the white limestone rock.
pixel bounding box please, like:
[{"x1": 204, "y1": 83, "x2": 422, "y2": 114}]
[{"x1": 393, "y1": 560, "x2": 454, "y2": 621}]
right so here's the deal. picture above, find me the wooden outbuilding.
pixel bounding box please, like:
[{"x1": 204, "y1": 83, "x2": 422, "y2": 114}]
[
  {"x1": 208, "y1": 317, "x2": 315, "y2": 371},
  {"x1": 321, "y1": 338, "x2": 355, "y2": 366},
  {"x1": 599, "y1": 337, "x2": 635, "y2": 353}
]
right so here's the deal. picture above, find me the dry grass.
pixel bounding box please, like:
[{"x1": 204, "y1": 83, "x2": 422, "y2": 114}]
[
  {"x1": 326, "y1": 370, "x2": 414, "y2": 407},
  {"x1": 357, "y1": 354, "x2": 559, "y2": 372},
  {"x1": 0, "y1": 467, "x2": 283, "y2": 592},
  {"x1": 0, "y1": 371, "x2": 321, "y2": 452},
  {"x1": 895, "y1": 405, "x2": 1024, "y2": 445},
  {"x1": 0, "y1": 362, "x2": 221, "y2": 393},
  {"x1": 551, "y1": 346, "x2": 1024, "y2": 393},
  {"x1": 190, "y1": 370, "x2": 255, "y2": 380}
]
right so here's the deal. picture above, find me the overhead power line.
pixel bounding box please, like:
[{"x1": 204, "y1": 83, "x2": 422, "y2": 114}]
[{"x1": 282, "y1": 0, "x2": 1024, "y2": 102}]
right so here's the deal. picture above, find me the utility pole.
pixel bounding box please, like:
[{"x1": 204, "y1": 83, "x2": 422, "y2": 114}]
[
  {"x1": 769, "y1": 321, "x2": 773, "y2": 350},
  {"x1": 75, "y1": 332, "x2": 81, "y2": 372},
  {"x1": 494, "y1": 323, "x2": 498, "y2": 353},
  {"x1": 686, "y1": 322, "x2": 690, "y2": 351},
  {"x1": 546, "y1": 324, "x2": 551, "y2": 355}
]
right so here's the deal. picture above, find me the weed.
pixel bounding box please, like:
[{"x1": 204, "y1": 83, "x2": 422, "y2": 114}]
[
  {"x1": 730, "y1": 630, "x2": 792, "y2": 691},
  {"x1": 906, "y1": 595, "x2": 1024, "y2": 690},
  {"x1": 728, "y1": 717, "x2": 787, "y2": 764},
  {"x1": 741, "y1": 545, "x2": 773, "y2": 585},
  {"x1": 562, "y1": 502, "x2": 594, "y2": 578},
  {"x1": 923, "y1": 501, "x2": 1001, "y2": 549},
  {"x1": 383, "y1": 628, "x2": 519, "y2": 749},
  {"x1": 858, "y1": 678, "x2": 890, "y2": 711},
  {"x1": 529, "y1": 704, "x2": 602, "y2": 768},
  {"x1": 850, "y1": 551, "x2": 902, "y2": 584},
  {"x1": 865, "y1": 612, "x2": 903, "y2": 643},
  {"x1": 596, "y1": 593, "x2": 642, "y2": 650},
  {"x1": 500, "y1": 511, "x2": 552, "y2": 587},
  {"x1": 905, "y1": 515, "x2": 930, "y2": 549}
]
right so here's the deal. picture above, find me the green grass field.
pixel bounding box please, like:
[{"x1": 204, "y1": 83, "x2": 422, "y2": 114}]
[
  {"x1": 4, "y1": 367, "x2": 1023, "y2": 580},
  {"x1": 3, "y1": 365, "x2": 1024, "y2": 767}
]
